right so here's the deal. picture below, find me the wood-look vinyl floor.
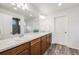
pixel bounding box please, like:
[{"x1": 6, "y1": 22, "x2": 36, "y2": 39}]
[{"x1": 45, "y1": 44, "x2": 79, "y2": 55}]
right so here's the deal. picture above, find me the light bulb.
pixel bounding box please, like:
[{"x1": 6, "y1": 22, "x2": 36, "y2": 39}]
[
  {"x1": 25, "y1": 4, "x2": 29, "y2": 10},
  {"x1": 39, "y1": 15, "x2": 45, "y2": 19},
  {"x1": 14, "y1": 7, "x2": 17, "y2": 10},
  {"x1": 11, "y1": 3, "x2": 15, "y2": 5},
  {"x1": 22, "y1": 7, "x2": 25, "y2": 10},
  {"x1": 30, "y1": 14, "x2": 32, "y2": 16},
  {"x1": 58, "y1": 3, "x2": 62, "y2": 6},
  {"x1": 17, "y1": 4, "x2": 21, "y2": 8}
]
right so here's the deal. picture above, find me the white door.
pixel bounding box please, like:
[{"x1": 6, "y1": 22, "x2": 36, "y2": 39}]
[{"x1": 54, "y1": 16, "x2": 68, "y2": 45}]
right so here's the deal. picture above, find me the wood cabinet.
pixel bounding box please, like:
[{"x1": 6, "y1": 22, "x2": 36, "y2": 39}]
[
  {"x1": 0, "y1": 33, "x2": 52, "y2": 55},
  {"x1": 31, "y1": 38, "x2": 41, "y2": 55},
  {"x1": 41, "y1": 35, "x2": 47, "y2": 54},
  {"x1": 0, "y1": 42, "x2": 30, "y2": 55},
  {"x1": 47, "y1": 34, "x2": 52, "y2": 49},
  {"x1": 19, "y1": 49, "x2": 29, "y2": 55}
]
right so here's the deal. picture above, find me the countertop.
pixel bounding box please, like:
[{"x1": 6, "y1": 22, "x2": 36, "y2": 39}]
[{"x1": 0, "y1": 32, "x2": 51, "y2": 52}]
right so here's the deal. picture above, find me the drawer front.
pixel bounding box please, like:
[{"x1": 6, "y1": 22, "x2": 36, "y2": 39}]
[
  {"x1": 19, "y1": 49, "x2": 29, "y2": 55},
  {"x1": 31, "y1": 40, "x2": 41, "y2": 55},
  {"x1": 0, "y1": 42, "x2": 30, "y2": 55},
  {"x1": 31, "y1": 38, "x2": 40, "y2": 46}
]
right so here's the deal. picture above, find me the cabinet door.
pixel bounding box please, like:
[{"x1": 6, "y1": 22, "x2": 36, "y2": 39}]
[
  {"x1": 49, "y1": 33, "x2": 52, "y2": 45},
  {"x1": 47, "y1": 35, "x2": 49, "y2": 49},
  {"x1": 0, "y1": 42, "x2": 30, "y2": 55},
  {"x1": 47, "y1": 34, "x2": 50, "y2": 48},
  {"x1": 41, "y1": 36, "x2": 47, "y2": 54},
  {"x1": 47, "y1": 34, "x2": 52, "y2": 49},
  {"x1": 31, "y1": 38, "x2": 41, "y2": 55},
  {"x1": 19, "y1": 49, "x2": 30, "y2": 55}
]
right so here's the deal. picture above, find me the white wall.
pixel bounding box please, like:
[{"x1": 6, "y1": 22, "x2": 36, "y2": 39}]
[
  {"x1": 39, "y1": 16, "x2": 52, "y2": 32},
  {"x1": 0, "y1": 13, "x2": 12, "y2": 38},
  {"x1": 0, "y1": 8, "x2": 25, "y2": 39},
  {"x1": 52, "y1": 6, "x2": 79, "y2": 49}
]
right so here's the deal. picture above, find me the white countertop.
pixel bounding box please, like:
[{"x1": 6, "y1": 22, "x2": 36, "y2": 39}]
[{"x1": 0, "y1": 32, "x2": 51, "y2": 52}]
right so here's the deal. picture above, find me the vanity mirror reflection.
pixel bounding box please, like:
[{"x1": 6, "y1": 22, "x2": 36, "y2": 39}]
[{"x1": 12, "y1": 18, "x2": 21, "y2": 35}]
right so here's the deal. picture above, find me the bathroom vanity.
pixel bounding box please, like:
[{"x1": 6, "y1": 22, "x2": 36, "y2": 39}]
[{"x1": 0, "y1": 32, "x2": 52, "y2": 55}]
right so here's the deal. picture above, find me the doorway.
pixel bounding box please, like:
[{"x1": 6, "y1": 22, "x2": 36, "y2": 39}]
[{"x1": 54, "y1": 16, "x2": 68, "y2": 45}]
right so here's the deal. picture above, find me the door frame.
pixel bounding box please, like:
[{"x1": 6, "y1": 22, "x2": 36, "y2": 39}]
[{"x1": 54, "y1": 15, "x2": 69, "y2": 45}]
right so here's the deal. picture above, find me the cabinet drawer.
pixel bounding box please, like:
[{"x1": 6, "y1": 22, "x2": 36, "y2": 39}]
[
  {"x1": 19, "y1": 49, "x2": 29, "y2": 55},
  {"x1": 31, "y1": 38, "x2": 40, "y2": 46},
  {"x1": 42, "y1": 35, "x2": 47, "y2": 40},
  {"x1": 0, "y1": 42, "x2": 30, "y2": 55},
  {"x1": 31, "y1": 42, "x2": 41, "y2": 55}
]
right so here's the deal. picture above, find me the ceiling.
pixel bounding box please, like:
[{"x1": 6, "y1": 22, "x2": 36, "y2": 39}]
[
  {"x1": 31, "y1": 3, "x2": 79, "y2": 15},
  {"x1": 0, "y1": 3, "x2": 79, "y2": 20}
]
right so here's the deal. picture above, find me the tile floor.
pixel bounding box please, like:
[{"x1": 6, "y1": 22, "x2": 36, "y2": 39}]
[{"x1": 45, "y1": 44, "x2": 79, "y2": 55}]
